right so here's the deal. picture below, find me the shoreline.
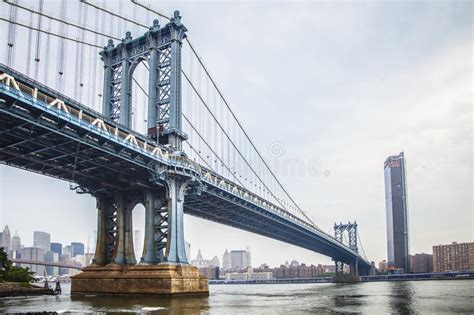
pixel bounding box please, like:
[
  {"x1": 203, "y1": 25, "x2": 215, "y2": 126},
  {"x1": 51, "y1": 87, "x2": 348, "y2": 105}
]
[{"x1": 0, "y1": 282, "x2": 55, "y2": 297}]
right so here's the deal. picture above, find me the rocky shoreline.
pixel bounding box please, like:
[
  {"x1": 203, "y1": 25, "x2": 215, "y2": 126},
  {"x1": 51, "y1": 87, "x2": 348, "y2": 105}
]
[{"x1": 0, "y1": 282, "x2": 55, "y2": 297}]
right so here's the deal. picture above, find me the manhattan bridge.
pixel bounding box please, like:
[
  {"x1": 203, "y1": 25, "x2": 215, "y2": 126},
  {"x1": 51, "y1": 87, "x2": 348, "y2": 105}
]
[{"x1": 0, "y1": 0, "x2": 372, "y2": 294}]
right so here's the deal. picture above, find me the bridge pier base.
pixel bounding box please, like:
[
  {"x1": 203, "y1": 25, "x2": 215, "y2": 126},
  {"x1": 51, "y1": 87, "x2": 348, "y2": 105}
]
[{"x1": 71, "y1": 263, "x2": 208, "y2": 296}]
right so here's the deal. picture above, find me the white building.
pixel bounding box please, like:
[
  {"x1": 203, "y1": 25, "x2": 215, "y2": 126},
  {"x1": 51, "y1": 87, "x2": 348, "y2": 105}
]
[
  {"x1": 222, "y1": 249, "x2": 231, "y2": 270},
  {"x1": 225, "y1": 268, "x2": 273, "y2": 281}
]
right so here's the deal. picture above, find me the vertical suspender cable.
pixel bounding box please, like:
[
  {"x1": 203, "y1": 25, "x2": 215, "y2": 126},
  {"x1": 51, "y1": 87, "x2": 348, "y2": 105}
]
[
  {"x1": 79, "y1": 3, "x2": 88, "y2": 103},
  {"x1": 57, "y1": 0, "x2": 68, "y2": 92},
  {"x1": 6, "y1": 0, "x2": 18, "y2": 67},
  {"x1": 26, "y1": 9, "x2": 34, "y2": 75},
  {"x1": 34, "y1": 0, "x2": 44, "y2": 81},
  {"x1": 43, "y1": 18, "x2": 51, "y2": 85}
]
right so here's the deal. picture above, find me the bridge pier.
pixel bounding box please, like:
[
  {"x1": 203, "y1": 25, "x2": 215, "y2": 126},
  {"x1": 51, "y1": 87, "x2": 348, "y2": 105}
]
[{"x1": 71, "y1": 186, "x2": 207, "y2": 296}]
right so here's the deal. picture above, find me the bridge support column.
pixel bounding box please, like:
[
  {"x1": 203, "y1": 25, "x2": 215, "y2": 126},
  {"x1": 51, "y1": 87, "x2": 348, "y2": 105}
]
[
  {"x1": 165, "y1": 177, "x2": 188, "y2": 264},
  {"x1": 92, "y1": 195, "x2": 117, "y2": 266},
  {"x1": 113, "y1": 192, "x2": 137, "y2": 265},
  {"x1": 141, "y1": 190, "x2": 166, "y2": 264}
]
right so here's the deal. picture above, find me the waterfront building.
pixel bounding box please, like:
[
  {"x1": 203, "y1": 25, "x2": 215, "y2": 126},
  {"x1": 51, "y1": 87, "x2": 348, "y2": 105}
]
[
  {"x1": 222, "y1": 249, "x2": 231, "y2": 270},
  {"x1": 432, "y1": 242, "x2": 474, "y2": 272},
  {"x1": 410, "y1": 253, "x2": 433, "y2": 273},
  {"x1": 272, "y1": 263, "x2": 324, "y2": 278},
  {"x1": 71, "y1": 242, "x2": 85, "y2": 258},
  {"x1": 50, "y1": 242, "x2": 62, "y2": 255},
  {"x1": 11, "y1": 231, "x2": 21, "y2": 251},
  {"x1": 322, "y1": 265, "x2": 336, "y2": 273},
  {"x1": 33, "y1": 231, "x2": 51, "y2": 252},
  {"x1": 2, "y1": 225, "x2": 11, "y2": 250},
  {"x1": 19, "y1": 247, "x2": 45, "y2": 275},
  {"x1": 199, "y1": 267, "x2": 220, "y2": 280},
  {"x1": 384, "y1": 152, "x2": 410, "y2": 272},
  {"x1": 230, "y1": 249, "x2": 251, "y2": 270},
  {"x1": 225, "y1": 268, "x2": 273, "y2": 281},
  {"x1": 378, "y1": 260, "x2": 389, "y2": 271},
  {"x1": 44, "y1": 251, "x2": 59, "y2": 276}
]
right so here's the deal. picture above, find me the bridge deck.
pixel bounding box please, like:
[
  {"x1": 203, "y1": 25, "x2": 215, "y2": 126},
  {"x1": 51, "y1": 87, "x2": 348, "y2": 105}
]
[{"x1": 0, "y1": 64, "x2": 371, "y2": 271}]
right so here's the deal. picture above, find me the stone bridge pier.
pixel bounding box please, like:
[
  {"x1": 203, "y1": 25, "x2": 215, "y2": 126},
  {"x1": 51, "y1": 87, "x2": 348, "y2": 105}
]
[{"x1": 71, "y1": 176, "x2": 208, "y2": 296}]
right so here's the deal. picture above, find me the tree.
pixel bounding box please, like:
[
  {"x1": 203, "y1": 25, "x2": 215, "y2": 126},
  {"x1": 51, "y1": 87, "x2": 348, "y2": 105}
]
[{"x1": 0, "y1": 247, "x2": 35, "y2": 283}]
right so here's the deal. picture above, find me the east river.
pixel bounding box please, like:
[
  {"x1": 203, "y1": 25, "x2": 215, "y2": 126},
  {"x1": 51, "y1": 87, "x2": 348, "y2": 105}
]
[{"x1": 0, "y1": 280, "x2": 473, "y2": 314}]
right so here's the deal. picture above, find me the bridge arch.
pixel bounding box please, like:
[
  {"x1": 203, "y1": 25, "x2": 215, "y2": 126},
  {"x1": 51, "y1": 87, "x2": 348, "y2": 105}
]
[{"x1": 129, "y1": 57, "x2": 150, "y2": 135}]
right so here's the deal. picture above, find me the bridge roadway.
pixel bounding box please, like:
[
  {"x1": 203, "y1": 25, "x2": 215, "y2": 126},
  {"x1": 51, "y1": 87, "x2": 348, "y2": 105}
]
[
  {"x1": 11, "y1": 258, "x2": 82, "y2": 270},
  {"x1": 0, "y1": 64, "x2": 371, "y2": 274}
]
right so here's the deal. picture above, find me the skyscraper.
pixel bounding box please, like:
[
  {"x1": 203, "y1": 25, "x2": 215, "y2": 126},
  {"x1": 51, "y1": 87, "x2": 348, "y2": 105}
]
[
  {"x1": 384, "y1": 152, "x2": 410, "y2": 272},
  {"x1": 2, "y1": 225, "x2": 11, "y2": 250},
  {"x1": 230, "y1": 250, "x2": 251, "y2": 270},
  {"x1": 71, "y1": 242, "x2": 85, "y2": 258},
  {"x1": 222, "y1": 249, "x2": 231, "y2": 270},
  {"x1": 33, "y1": 231, "x2": 51, "y2": 252},
  {"x1": 11, "y1": 231, "x2": 21, "y2": 251},
  {"x1": 51, "y1": 242, "x2": 63, "y2": 255}
]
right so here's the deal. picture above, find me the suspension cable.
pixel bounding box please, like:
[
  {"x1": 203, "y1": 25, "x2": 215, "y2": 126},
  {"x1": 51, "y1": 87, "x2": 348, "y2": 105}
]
[
  {"x1": 127, "y1": 0, "x2": 315, "y2": 225},
  {"x1": 0, "y1": 18, "x2": 102, "y2": 49},
  {"x1": 3, "y1": 0, "x2": 121, "y2": 41}
]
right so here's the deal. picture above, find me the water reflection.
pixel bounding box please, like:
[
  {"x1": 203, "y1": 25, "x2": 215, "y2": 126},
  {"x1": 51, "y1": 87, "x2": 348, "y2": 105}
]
[
  {"x1": 388, "y1": 281, "x2": 415, "y2": 314},
  {"x1": 332, "y1": 283, "x2": 366, "y2": 312},
  {"x1": 70, "y1": 294, "x2": 209, "y2": 314}
]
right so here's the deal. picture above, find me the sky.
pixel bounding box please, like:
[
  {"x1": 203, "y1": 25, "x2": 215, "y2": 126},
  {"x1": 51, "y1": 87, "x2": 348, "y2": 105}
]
[{"x1": 0, "y1": 0, "x2": 472, "y2": 267}]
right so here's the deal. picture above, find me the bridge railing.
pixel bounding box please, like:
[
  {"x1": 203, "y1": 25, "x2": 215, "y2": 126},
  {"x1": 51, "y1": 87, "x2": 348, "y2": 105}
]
[
  {"x1": 0, "y1": 66, "x2": 175, "y2": 165},
  {"x1": 200, "y1": 167, "x2": 336, "y2": 239}
]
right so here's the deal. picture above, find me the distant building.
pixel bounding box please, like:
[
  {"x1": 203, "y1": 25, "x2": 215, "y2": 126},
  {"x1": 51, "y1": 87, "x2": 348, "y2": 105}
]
[
  {"x1": 50, "y1": 242, "x2": 62, "y2": 255},
  {"x1": 225, "y1": 268, "x2": 273, "y2": 281},
  {"x1": 63, "y1": 245, "x2": 71, "y2": 257},
  {"x1": 59, "y1": 254, "x2": 70, "y2": 276},
  {"x1": 222, "y1": 249, "x2": 231, "y2": 270},
  {"x1": 190, "y1": 249, "x2": 219, "y2": 268},
  {"x1": 70, "y1": 242, "x2": 85, "y2": 258},
  {"x1": 378, "y1": 260, "x2": 389, "y2": 271},
  {"x1": 199, "y1": 267, "x2": 220, "y2": 280},
  {"x1": 433, "y1": 242, "x2": 474, "y2": 272},
  {"x1": 230, "y1": 250, "x2": 251, "y2": 270},
  {"x1": 44, "y1": 251, "x2": 59, "y2": 276},
  {"x1": 384, "y1": 152, "x2": 410, "y2": 272},
  {"x1": 33, "y1": 231, "x2": 51, "y2": 252},
  {"x1": 19, "y1": 247, "x2": 45, "y2": 275},
  {"x1": 321, "y1": 265, "x2": 336, "y2": 273},
  {"x1": 11, "y1": 231, "x2": 21, "y2": 251},
  {"x1": 409, "y1": 253, "x2": 433, "y2": 273},
  {"x1": 2, "y1": 225, "x2": 11, "y2": 250},
  {"x1": 273, "y1": 263, "x2": 324, "y2": 279}
]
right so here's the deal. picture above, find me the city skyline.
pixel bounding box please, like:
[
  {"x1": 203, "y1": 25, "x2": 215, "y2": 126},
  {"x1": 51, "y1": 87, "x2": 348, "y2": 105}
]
[{"x1": 0, "y1": 1, "x2": 472, "y2": 268}]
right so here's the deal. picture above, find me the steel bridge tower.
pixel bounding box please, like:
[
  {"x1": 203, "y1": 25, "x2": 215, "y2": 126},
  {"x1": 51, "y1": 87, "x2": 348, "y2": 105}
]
[
  {"x1": 334, "y1": 221, "x2": 359, "y2": 278},
  {"x1": 71, "y1": 12, "x2": 208, "y2": 296}
]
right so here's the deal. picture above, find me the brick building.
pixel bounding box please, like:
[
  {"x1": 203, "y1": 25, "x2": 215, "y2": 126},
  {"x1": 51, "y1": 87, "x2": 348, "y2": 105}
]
[{"x1": 432, "y1": 242, "x2": 474, "y2": 272}]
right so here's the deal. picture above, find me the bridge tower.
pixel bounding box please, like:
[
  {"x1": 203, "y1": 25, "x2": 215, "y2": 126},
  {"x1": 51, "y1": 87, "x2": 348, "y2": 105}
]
[
  {"x1": 71, "y1": 12, "x2": 208, "y2": 296},
  {"x1": 334, "y1": 221, "x2": 360, "y2": 279}
]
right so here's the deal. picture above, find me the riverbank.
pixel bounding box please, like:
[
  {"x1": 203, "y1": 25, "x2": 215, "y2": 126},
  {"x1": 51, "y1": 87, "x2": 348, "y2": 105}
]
[{"x1": 0, "y1": 282, "x2": 55, "y2": 297}]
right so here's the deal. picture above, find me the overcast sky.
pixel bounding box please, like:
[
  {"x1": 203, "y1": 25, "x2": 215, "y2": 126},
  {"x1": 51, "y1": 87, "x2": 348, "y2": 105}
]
[{"x1": 0, "y1": 0, "x2": 472, "y2": 267}]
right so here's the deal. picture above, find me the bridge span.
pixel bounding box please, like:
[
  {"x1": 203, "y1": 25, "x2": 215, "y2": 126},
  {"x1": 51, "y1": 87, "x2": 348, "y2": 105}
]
[{"x1": 0, "y1": 6, "x2": 371, "y2": 295}]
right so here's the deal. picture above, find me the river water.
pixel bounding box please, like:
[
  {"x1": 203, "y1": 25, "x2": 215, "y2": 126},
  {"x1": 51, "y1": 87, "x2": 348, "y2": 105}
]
[{"x1": 0, "y1": 280, "x2": 473, "y2": 314}]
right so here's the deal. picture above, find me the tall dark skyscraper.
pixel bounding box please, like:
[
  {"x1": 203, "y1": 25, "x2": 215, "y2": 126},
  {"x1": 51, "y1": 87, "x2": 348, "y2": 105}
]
[{"x1": 384, "y1": 152, "x2": 410, "y2": 272}]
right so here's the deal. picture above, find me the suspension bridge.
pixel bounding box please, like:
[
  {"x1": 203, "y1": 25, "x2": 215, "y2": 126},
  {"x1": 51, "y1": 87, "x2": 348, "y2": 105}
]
[{"x1": 0, "y1": 0, "x2": 372, "y2": 295}]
